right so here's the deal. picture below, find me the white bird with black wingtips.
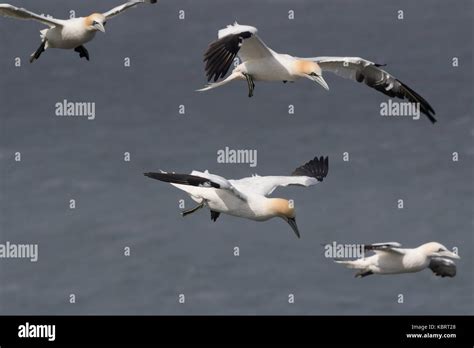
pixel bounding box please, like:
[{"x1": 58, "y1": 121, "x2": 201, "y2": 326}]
[
  {"x1": 144, "y1": 156, "x2": 329, "y2": 238},
  {"x1": 0, "y1": 0, "x2": 157, "y2": 63},
  {"x1": 198, "y1": 22, "x2": 436, "y2": 123},
  {"x1": 335, "y1": 242, "x2": 460, "y2": 278}
]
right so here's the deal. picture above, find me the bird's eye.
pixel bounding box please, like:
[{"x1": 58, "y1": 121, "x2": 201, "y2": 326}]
[
  {"x1": 92, "y1": 20, "x2": 98, "y2": 26},
  {"x1": 437, "y1": 248, "x2": 444, "y2": 252},
  {"x1": 310, "y1": 72, "x2": 318, "y2": 76}
]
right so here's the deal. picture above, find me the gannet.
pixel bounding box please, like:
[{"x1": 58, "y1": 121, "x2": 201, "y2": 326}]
[
  {"x1": 198, "y1": 23, "x2": 436, "y2": 123},
  {"x1": 335, "y1": 242, "x2": 460, "y2": 278},
  {"x1": 0, "y1": 0, "x2": 157, "y2": 63},
  {"x1": 144, "y1": 156, "x2": 329, "y2": 238}
]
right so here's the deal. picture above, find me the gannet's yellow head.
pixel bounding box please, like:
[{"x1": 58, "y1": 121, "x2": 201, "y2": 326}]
[
  {"x1": 419, "y1": 242, "x2": 460, "y2": 259},
  {"x1": 269, "y1": 198, "x2": 299, "y2": 238},
  {"x1": 85, "y1": 13, "x2": 107, "y2": 33},
  {"x1": 295, "y1": 60, "x2": 329, "y2": 90}
]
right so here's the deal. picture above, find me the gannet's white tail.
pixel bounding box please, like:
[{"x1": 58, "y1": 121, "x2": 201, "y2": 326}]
[{"x1": 197, "y1": 71, "x2": 245, "y2": 92}]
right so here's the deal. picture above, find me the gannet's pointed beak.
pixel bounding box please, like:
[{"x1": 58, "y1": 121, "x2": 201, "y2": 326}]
[
  {"x1": 286, "y1": 217, "x2": 300, "y2": 239},
  {"x1": 95, "y1": 22, "x2": 106, "y2": 33},
  {"x1": 312, "y1": 74, "x2": 329, "y2": 91}
]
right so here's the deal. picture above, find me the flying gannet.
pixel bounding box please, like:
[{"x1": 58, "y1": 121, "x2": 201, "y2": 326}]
[
  {"x1": 335, "y1": 242, "x2": 460, "y2": 278},
  {"x1": 0, "y1": 0, "x2": 157, "y2": 62},
  {"x1": 144, "y1": 156, "x2": 329, "y2": 238},
  {"x1": 198, "y1": 23, "x2": 436, "y2": 123}
]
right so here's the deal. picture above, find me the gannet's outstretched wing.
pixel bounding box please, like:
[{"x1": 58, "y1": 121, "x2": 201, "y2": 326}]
[
  {"x1": 307, "y1": 56, "x2": 436, "y2": 123},
  {"x1": 103, "y1": 0, "x2": 157, "y2": 20},
  {"x1": 204, "y1": 23, "x2": 274, "y2": 82},
  {"x1": 0, "y1": 4, "x2": 64, "y2": 27},
  {"x1": 231, "y1": 156, "x2": 328, "y2": 197},
  {"x1": 144, "y1": 170, "x2": 248, "y2": 201}
]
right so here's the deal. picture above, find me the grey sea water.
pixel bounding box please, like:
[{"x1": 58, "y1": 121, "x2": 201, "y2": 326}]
[{"x1": 0, "y1": 0, "x2": 472, "y2": 315}]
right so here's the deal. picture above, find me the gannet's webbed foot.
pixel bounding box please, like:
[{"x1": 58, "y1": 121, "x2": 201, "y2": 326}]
[
  {"x1": 243, "y1": 73, "x2": 255, "y2": 98},
  {"x1": 74, "y1": 45, "x2": 90, "y2": 61},
  {"x1": 181, "y1": 203, "x2": 204, "y2": 217},
  {"x1": 210, "y1": 210, "x2": 220, "y2": 222},
  {"x1": 30, "y1": 41, "x2": 46, "y2": 63}
]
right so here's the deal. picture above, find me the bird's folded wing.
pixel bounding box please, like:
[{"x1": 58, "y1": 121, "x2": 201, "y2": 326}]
[
  {"x1": 0, "y1": 4, "x2": 64, "y2": 27},
  {"x1": 429, "y1": 257, "x2": 457, "y2": 277},
  {"x1": 103, "y1": 0, "x2": 157, "y2": 19},
  {"x1": 231, "y1": 156, "x2": 328, "y2": 196},
  {"x1": 364, "y1": 242, "x2": 405, "y2": 254},
  {"x1": 204, "y1": 23, "x2": 273, "y2": 82},
  {"x1": 307, "y1": 56, "x2": 436, "y2": 123}
]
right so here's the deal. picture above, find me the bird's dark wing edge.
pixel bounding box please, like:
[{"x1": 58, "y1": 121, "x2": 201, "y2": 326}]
[
  {"x1": 204, "y1": 31, "x2": 252, "y2": 82},
  {"x1": 144, "y1": 172, "x2": 220, "y2": 189},
  {"x1": 291, "y1": 156, "x2": 329, "y2": 182}
]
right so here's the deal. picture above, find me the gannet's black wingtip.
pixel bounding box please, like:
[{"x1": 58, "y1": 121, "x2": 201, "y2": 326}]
[
  {"x1": 397, "y1": 79, "x2": 437, "y2": 124},
  {"x1": 203, "y1": 31, "x2": 253, "y2": 83},
  {"x1": 355, "y1": 63, "x2": 437, "y2": 124},
  {"x1": 144, "y1": 172, "x2": 220, "y2": 189},
  {"x1": 292, "y1": 156, "x2": 329, "y2": 182}
]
